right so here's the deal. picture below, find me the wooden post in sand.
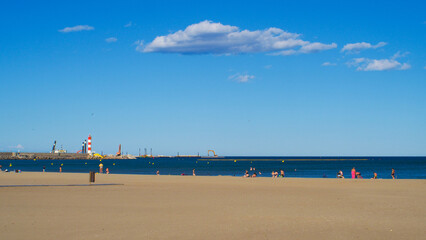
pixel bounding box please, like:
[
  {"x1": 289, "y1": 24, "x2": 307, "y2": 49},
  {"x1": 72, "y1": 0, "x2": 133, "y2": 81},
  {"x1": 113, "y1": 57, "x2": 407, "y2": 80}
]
[{"x1": 89, "y1": 171, "x2": 95, "y2": 183}]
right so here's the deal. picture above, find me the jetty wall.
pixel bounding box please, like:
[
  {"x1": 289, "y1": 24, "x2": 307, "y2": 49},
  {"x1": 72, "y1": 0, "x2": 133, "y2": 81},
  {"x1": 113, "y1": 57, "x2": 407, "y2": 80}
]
[{"x1": 0, "y1": 152, "x2": 90, "y2": 160}]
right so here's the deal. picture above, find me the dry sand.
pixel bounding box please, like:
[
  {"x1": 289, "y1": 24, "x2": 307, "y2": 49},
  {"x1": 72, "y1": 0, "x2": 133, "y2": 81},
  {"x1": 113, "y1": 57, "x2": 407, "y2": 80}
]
[{"x1": 0, "y1": 172, "x2": 425, "y2": 240}]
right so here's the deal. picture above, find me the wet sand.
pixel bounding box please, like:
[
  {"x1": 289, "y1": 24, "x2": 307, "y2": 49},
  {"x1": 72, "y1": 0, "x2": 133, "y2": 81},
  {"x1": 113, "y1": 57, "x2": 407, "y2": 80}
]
[{"x1": 0, "y1": 172, "x2": 425, "y2": 240}]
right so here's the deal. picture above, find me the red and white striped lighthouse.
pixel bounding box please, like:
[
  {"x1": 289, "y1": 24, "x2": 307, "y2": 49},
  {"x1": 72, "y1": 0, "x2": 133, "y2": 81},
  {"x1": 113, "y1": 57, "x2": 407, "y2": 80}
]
[{"x1": 87, "y1": 135, "x2": 92, "y2": 154}]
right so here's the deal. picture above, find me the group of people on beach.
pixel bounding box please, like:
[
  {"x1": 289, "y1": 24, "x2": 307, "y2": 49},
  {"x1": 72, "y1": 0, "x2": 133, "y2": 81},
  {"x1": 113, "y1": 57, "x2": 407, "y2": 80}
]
[{"x1": 336, "y1": 168, "x2": 396, "y2": 179}]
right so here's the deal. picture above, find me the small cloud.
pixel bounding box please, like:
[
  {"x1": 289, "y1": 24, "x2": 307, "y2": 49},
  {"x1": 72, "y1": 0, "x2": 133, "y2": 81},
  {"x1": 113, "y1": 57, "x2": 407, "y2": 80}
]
[
  {"x1": 275, "y1": 42, "x2": 336, "y2": 55},
  {"x1": 59, "y1": 25, "x2": 94, "y2": 33},
  {"x1": 229, "y1": 73, "x2": 255, "y2": 83},
  {"x1": 124, "y1": 21, "x2": 132, "y2": 28},
  {"x1": 275, "y1": 49, "x2": 298, "y2": 56},
  {"x1": 391, "y1": 51, "x2": 409, "y2": 60},
  {"x1": 348, "y1": 53, "x2": 410, "y2": 71},
  {"x1": 9, "y1": 144, "x2": 24, "y2": 150},
  {"x1": 322, "y1": 62, "x2": 336, "y2": 66},
  {"x1": 399, "y1": 63, "x2": 411, "y2": 70},
  {"x1": 134, "y1": 40, "x2": 144, "y2": 51},
  {"x1": 105, "y1": 37, "x2": 117, "y2": 43},
  {"x1": 299, "y1": 42, "x2": 337, "y2": 53},
  {"x1": 264, "y1": 65, "x2": 272, "y2": 69},
  {"x1": 341, "y1": 42, "x2": 387, "y2": 53}
]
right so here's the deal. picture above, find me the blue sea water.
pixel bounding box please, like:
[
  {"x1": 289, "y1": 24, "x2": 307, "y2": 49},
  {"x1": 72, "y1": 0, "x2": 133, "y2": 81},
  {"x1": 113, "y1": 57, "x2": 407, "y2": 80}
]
[{"x1": 1, "y1": 157, "x2": 425, "y2": 179}]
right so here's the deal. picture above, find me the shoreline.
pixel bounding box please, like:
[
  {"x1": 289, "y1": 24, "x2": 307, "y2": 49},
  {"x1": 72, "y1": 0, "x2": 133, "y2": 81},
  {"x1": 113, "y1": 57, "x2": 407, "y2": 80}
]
[{"x1": 3, "y1": 170, "x2": 425, "y2": 180}]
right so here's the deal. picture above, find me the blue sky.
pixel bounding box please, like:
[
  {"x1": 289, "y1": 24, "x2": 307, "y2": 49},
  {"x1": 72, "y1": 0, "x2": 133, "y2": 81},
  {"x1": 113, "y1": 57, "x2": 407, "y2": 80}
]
[{"x1": 1, "y1": 0, "x2": 425, "y2": 156}]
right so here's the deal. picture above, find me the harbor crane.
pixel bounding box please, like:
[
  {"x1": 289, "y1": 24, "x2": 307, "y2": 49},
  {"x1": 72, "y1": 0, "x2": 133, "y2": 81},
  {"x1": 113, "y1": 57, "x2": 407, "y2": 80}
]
[
  {"x1": 208, "y1": 150, "x2": 217, "y2": 157},
  {"x1": 116, "y1": 144, "x2": 122, "y2": 156},
  {"x1": 51, "y1": 140, "x2": 57, "y2": 153}
]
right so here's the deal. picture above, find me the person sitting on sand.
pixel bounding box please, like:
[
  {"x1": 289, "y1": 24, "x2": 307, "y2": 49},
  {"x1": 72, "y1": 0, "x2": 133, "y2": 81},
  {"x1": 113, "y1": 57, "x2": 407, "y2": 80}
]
[
  {"x1": 251, "y1": 172, "x2": 257, "y2": 178},
  {"x1": 337, "y1": 170, "x2": 344, "y2": 178},
  {"x1": 356, "y1": 172, "x2": 363, "y2": 179},
  {"x1": 243, "y1": 170, "x2": 250, "y2": 178},
  {"x1": 372, "y1": 172, "x2": 377, "y2": 179}
]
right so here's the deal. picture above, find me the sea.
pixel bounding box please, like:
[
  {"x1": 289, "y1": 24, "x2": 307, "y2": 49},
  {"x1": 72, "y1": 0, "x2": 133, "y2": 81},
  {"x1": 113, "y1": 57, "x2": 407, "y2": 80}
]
[{"x1": 1, "y1": 156, "x2": 425, "y2": 179}]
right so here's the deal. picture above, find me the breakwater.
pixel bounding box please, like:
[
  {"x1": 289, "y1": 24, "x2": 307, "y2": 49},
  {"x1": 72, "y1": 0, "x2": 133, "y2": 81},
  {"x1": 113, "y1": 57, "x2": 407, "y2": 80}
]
[{"x1": 0, "y1": 152, "x2": 90, "y2": 160}]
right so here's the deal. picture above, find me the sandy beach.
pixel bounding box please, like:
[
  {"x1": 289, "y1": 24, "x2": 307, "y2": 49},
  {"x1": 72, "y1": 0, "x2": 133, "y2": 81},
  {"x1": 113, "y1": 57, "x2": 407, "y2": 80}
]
[{"x1": 0, "y1": 172, "x2": 425, "y2": 240}]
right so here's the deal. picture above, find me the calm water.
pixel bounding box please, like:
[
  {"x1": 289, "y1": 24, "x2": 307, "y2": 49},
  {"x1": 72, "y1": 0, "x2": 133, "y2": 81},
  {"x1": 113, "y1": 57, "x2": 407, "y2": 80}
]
[{"x1": 1, "y1": 157, "x2": 425, "y2": 179}]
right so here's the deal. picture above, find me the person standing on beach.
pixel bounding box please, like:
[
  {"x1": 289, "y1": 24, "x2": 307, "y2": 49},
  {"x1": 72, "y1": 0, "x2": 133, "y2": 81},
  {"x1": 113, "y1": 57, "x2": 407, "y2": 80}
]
[
  {"x1": 59, "y1": 166, "x2": 62, "y2": 173},
  {"x1": 99, "y1": 163, "x2": 103, "y2": 174},
  {"x1": 351, "y1": 167, "x2": 356, "y2": 179},
  {"x1": 106, "y1": 168, "x2": 109, "y2": 174},
  {"x1": 391, "y1": 169, "x2": 395, "y2": 179},
  {"x1": 193, "y1": 169, "x2": 196, "y2": 176},
  {"x1": 43, "y1": 166, "x2": 46, "y2": 172},
  {"x1": 280, "y1": 170, "x2": 285, "y2": 178}
]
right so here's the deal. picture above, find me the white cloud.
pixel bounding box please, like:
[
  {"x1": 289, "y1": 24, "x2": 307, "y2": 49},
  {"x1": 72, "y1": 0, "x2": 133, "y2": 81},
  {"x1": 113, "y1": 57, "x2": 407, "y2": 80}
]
[
  {"x1": 59, "y1": 25, "x2": 94, "y2": 33},
  {"x1": 9, "y1": 144, "x2": 24, "y2": 150},
  {"x1": 229, "y1": 73, "x2": 255, "y2": 83},
  {"x1": 276, "y1": 49, "x2": 298, "y2": 56},
  {"x1": 139, "y1": 20, "x2": 336, "y2": 55},
  {"x1": 124, "y1": 21, "x2": 132, "y2": 28},
  {"x1": 349, "y1": 53, "x2": 411, "y2": 71},
  {"x1": 322, "y1": 62, "x2": 336, "y2": 66},
  {"x1": 275, "y1": 42, "x2": 337, "y2": 55},
  {"x1": 134, "y1": 40, "x2": 144, "y2": 51},
  {"x1": 105, "y1": 37, "x2": 117, "y2": 43},
  {"x1": 341, "y1": 42, "x2": 387, "y2": 53},
  {"x1": 300, "y1": 42, "x2": 337, "y2": 53}
]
